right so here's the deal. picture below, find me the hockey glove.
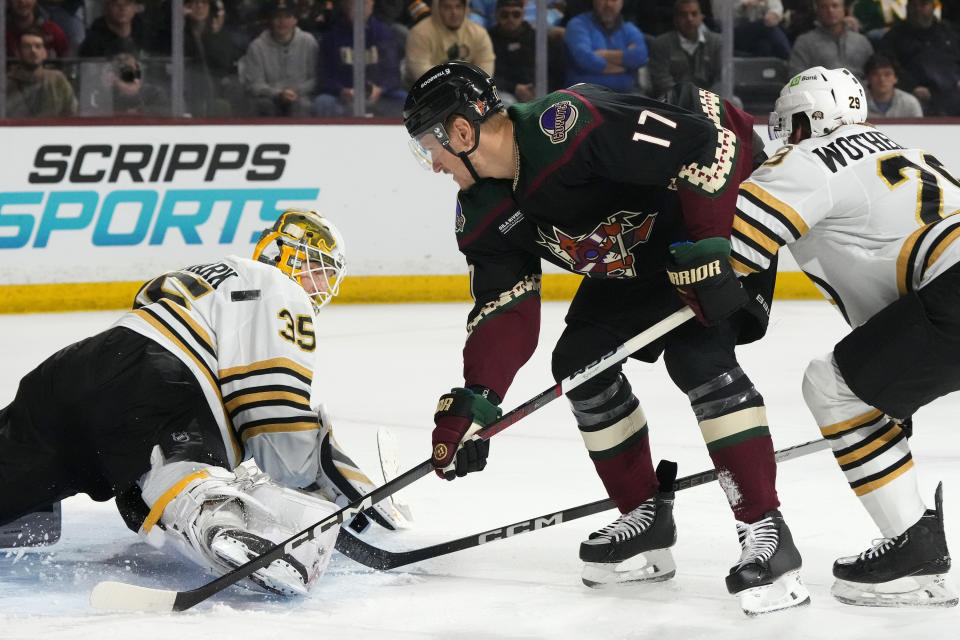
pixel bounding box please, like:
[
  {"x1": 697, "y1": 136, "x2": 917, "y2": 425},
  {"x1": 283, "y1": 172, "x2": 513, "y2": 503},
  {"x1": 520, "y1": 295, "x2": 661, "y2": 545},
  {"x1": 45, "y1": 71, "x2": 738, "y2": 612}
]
[
  {"x1": 666, "y1": 237, "x2": 749, "y2": 326},
  {"x1": 432, "y1": 387, "x2": 502, "y2": 480}
]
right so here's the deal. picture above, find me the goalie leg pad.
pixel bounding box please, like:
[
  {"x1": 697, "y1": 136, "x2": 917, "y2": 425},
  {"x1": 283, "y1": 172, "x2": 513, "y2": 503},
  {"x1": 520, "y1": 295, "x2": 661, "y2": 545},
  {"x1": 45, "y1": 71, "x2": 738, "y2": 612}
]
[{"x1": 138, "y1": 447, "x2": 339, "y2": 596}]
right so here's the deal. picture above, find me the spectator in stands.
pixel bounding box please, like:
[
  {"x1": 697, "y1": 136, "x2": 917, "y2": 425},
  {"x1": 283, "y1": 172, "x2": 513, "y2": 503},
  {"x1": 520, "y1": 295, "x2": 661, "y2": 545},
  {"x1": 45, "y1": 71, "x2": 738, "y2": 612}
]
[
  {"x1": 39, "y1": 1, "x2": 86, "y2": 54},
  {"x1": 5, "y1": 28, "x2": 77, "y2": 117},
  {"x1": 313, "y1": 0, "x2": 406, "y2": 116},
  {"x1": 487, "y1": 0, "x2": 535, "y2": 104},
  {"x1": 848, "y1": 0, "x2": 905, "y2": 45},
  {"x1": 733, "y1": 0, "x2": 790, "y2": 60},
  {"x1": 788, "y1": 0, "x2": 873, "y2": 79},
  {"x1": 239, "y1": 0, "x2": 318, "y2": 116},
  {"x1": 648, "y1": 0, "x2": 722, "y2": 97},
  {"x1": 863, "y1": 53, "x2": 923, "y2": 117},
  {"x1": 293, "y1": 0, "x2": 337, "y2": 36},
  {"x1": 375, "y1": 0, "x2": 432, "y2": 30},
  {"x1": 470, "y1": 0, "x2": 564, "y2": 30},
  {"x1": 81, "y1": 52, "x2": 169, "y2": 115},
  {"x1": 404, "y1": 0, "x2": 495, "y2": 87},
  {"x1": 879, "y1": 0, "x2": 960, "y2": 115},
  {"x1": 176, "y1": 0, "x2": 242, "y2": 115},
  {"x1": 6, "y1": 0, "x2": 69, "y2": 59},
  {"x1": 78, "y1": 0, "x2": 146, "y2": 58},
  {"x1": 563, "y1": 0, "x2": 647, "y2": 91}
]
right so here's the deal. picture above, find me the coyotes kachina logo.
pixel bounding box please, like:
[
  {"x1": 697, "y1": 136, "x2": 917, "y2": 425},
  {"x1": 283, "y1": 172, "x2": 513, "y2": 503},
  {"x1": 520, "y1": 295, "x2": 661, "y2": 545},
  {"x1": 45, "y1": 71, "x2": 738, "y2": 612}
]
[
  {"x1": 455, "y1": 200, "x2": 466, "y2": 233},
  {"x1": 536, "y1": 211, "x2": 657, "y2": 277},
  {"x1": 540, "y1": 100, "x2": 578, "y2": 143}
]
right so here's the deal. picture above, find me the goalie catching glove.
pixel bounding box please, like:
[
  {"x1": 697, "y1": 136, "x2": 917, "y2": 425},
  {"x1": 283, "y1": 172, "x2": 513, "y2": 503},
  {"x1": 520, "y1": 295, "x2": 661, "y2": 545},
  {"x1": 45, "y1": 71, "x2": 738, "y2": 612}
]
[
  {"x1": 432, "y1": 387, "x2": 501, "y2": 480},
  {"x1": 666, "y1": 237, "x2": 748, "y2": 326}
]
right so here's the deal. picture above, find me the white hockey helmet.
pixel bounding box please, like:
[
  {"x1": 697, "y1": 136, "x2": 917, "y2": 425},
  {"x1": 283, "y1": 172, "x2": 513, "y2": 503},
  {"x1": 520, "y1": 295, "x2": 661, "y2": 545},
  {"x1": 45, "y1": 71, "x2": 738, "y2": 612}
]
[
  {"x1": 253, "y1": 209, "x2": 346, "y2": 311},
  {"x1": 768, "y1": 67, "x2": 868, "y2": 141}
]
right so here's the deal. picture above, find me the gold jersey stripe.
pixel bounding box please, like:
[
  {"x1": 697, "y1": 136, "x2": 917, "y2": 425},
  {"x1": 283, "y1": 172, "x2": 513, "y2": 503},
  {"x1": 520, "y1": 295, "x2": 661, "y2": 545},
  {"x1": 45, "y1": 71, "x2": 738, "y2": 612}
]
[
  {"x1": 733, "y1": 216, "x2": 781, "y2": 255},
  {"x1": 225, "y1": 390, "x2": 311, "y2": 414},
  {"x1": 835, "y1": 424, "x2": 903, "y2": 466},
  {"x1": 924, "y1": 225, "x2": 960, "y2": 274},
  {"x1": 740, "y1": 182, "x2": 810, "y2": 236},
  {"x1": 896, "y1": 225, "x2": 929, "y2": 295},
  {"x1": 819, "y1": 408, "x2": 884, "y2": 438},
  {"x1": 852, "y1": 459, "x2": 915, "y2": 497},
  {"x1": 220, "y1": 357, "x2": 313, "y2": 382},
  {"x1": 132, "y1": 309, "x2": 243, "y2": 464},
  {"x1": 158, "y1": 298, "x2": 214, "y2": 354},
  {"x1": 142, "y1": 470, "x2": 210, "y2": 533},
  {"x1": 241, "y1": 420, "x2": 318, "y2": 443}
]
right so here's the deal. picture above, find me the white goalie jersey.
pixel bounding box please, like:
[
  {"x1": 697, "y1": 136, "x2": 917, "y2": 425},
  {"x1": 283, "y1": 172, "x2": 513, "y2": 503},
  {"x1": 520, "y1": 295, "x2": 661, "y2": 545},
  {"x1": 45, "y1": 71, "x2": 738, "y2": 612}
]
[
  {"x1": 115, "y1": 256, "x2": 322, "y2": 487},
  {"x1": 731, "y1": 124, "x2": 960, "y2": 327}
]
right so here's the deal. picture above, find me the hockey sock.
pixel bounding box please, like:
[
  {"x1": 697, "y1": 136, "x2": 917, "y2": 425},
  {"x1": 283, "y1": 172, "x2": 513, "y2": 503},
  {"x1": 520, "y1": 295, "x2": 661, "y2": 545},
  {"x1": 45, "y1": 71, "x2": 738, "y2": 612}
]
[{"x1": 688, "y1": 367, "x2": 778, "y2": 522}]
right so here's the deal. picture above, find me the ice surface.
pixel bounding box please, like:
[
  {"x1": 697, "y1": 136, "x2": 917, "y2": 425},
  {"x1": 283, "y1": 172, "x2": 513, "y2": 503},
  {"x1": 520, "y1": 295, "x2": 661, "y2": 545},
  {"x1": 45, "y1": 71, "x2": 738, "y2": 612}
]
[{"x1": 0, "y1": 301, "x2": 957, "y2": 639}]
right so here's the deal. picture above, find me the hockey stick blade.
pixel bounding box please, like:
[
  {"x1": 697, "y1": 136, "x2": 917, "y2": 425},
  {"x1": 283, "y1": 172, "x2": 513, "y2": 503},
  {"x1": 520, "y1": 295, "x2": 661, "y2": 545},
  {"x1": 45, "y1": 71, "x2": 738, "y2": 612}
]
[
  {"x1": 335, "y1": 437, "x2": 831, "y2": 571},
  {"x1": 91, "y1": 307, "x2": 694, "y2": 611}
]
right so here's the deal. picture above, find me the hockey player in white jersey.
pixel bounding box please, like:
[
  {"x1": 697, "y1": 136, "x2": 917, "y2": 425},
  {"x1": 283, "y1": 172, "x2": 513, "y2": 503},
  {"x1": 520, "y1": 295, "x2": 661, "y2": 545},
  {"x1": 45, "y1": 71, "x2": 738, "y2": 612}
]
[
  {"x1": 0, "y1": 209, "x2": 403, "y2": 596},
  {"x1": 731, "y1": 66, "x2": 959, "y2": 608}
]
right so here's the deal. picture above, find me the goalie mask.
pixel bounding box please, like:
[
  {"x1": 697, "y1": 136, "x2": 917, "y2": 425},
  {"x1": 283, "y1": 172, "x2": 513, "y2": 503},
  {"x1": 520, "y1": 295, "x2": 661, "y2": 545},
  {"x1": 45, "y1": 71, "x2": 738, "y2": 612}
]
[
  {"x1": 253, "y1": 210, "x2": 346, "y2": 311},
  {"x1": 402, "y1": 61, "x2": 503, "y2": 178},
  {"x1": 768, "y1": 66, "x2": 867, "y2": 141}
]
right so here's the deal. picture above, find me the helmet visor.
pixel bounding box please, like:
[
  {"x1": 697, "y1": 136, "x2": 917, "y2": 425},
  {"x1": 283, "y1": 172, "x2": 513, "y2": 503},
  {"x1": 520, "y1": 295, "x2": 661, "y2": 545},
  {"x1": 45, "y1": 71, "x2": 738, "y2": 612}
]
[{"x1": 408, "y1": 121, "x2": 452, "y2": 170}]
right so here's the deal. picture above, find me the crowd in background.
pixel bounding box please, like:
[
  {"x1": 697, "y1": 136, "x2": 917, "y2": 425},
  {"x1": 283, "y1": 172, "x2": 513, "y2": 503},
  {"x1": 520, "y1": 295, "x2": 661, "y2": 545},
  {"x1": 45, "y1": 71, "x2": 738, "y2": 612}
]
[{"x1": 5, "y1": 0, "x2": 960, "y2": 119}]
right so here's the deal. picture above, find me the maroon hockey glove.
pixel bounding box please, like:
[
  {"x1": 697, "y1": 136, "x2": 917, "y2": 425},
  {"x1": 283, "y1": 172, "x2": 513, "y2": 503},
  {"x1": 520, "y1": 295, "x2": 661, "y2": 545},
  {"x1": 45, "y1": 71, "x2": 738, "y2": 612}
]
[
  {"x1": 667, "y1": 238, "x2": 749, "y2": 326},
  {"x1": 432, "y1": 387, "x2": 502, "y2": 480}
]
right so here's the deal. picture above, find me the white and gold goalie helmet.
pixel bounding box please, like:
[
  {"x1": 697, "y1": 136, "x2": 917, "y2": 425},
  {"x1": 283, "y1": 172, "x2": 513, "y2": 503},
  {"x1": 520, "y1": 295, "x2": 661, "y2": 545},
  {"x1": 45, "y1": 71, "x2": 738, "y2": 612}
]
[{"x1": 253, "y1": 209, "x2": 346, "y2": 311}]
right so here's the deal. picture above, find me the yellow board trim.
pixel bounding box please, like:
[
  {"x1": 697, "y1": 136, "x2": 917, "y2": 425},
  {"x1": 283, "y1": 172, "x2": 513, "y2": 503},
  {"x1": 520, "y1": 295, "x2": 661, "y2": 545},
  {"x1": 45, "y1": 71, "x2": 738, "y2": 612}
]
[
  {"x1": 0, "y1": 272, "x2": 826, "y2": 314},
  {"x1": 852, "y1": 459, "x2": 915, "y2": 497},
  {"x1": 141, "y1": 470, "x2": 210, "y2": 533}
]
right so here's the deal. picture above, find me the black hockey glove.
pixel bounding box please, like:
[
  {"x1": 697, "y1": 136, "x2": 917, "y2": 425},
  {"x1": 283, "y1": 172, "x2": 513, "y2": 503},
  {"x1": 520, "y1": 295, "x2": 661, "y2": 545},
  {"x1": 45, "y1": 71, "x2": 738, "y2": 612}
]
[
  {"x1": 666, "y1": 238, "x2": 749, "y2": 326},
  {"x1": 432, "y1": 387, "x2": 502, "y2": 480}
]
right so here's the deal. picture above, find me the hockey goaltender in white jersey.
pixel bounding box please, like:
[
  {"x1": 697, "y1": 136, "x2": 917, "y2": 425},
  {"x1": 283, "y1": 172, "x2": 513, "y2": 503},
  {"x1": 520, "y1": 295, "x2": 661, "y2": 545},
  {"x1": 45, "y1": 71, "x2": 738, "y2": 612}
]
[
  {"x1": 731, "y1": 66, "x2": 960, "y2": 608},
  {"x1": 0, "y1": 210, "x2": 404, "y2": 597}
]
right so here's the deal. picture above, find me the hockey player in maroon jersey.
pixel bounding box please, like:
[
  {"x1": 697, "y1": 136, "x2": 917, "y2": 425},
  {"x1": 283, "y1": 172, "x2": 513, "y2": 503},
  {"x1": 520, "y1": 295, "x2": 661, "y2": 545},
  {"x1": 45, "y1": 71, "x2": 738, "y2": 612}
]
[{"x1": 402, "y1": 61, "x2": 808, "y2": 615}]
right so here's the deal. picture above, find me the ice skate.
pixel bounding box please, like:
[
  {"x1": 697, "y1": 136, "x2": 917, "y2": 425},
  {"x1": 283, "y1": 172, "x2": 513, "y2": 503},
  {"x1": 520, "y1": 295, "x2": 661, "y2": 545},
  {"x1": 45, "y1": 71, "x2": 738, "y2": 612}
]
[
  {"x1": 579, "y1": 490, "x2": 677, "y2": 587},
  {"x1": 726, "y1": 510, "x2": 810, "y2": 615},
  {"x1": 832, "y1": 482, "x2": 957, "y2": 608},
  {"x1": 208, "y1": 526, "x2": 311, "y2": 597}
]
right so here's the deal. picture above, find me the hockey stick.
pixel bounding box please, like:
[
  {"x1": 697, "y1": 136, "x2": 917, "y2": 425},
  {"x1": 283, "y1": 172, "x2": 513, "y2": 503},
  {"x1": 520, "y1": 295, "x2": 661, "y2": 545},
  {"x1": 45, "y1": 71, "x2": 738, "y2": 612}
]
[
  {"x1": 89, "y1": 306, "x2": 695, "y2": 612},
  {"x1": 335, "y1": 437, "x2": 832, "y2": 571}
]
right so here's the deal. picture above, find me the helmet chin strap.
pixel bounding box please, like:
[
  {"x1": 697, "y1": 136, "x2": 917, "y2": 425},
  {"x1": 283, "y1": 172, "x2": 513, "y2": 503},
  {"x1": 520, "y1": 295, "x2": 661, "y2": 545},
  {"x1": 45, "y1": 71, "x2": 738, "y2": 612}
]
[{"x1": 451, "y1": 122, "x2": 484, "y2": 184}]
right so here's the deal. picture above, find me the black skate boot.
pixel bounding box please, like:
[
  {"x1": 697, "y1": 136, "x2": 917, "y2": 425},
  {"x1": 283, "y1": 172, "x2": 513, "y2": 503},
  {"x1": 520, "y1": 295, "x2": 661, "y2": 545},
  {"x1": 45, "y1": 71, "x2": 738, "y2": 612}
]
[
  {"x1": 726, "y1": 510, "x2": 810, "y2": 615},
  {"x1": 832, "y1": 482, "x2": 957, "y2": 607},
  {"x1": 579, "y1": 462, "x2": 677, "y2": 587}
]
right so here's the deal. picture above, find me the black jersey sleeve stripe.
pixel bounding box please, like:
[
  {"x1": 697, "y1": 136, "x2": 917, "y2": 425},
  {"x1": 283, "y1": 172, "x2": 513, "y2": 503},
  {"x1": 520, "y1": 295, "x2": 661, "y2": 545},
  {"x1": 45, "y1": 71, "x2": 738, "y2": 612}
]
[
  {"x1": 222, "y1": 383, "x2": 311, "y2": 404},
  {"x1": 739, "y1": 183, "x2": 808, "y2": 240},
  {"x1": 138, "y1": 306, "x2": 218, "y2": 384},
  {"x1": 220, "y1": 358, "x2": 313, "y2": 386},
  {"x1": 837, "y1": 427, "x2": 908, "y2": 472},
  {"x1": 157, "y1": 299, "x2": 216, "y2": 358},
  {"x1": 227, "y1": 397, "x2": 314, "y2": 420},
  {"x1": 802, "y1": 271, "x2": 851, "y2": 325},
  {"x1": 731, "y1": 226, "x2": 777, "y2": 263},
  {"x1": 238, "y1": 414, "x2": 317, "y2": 434},
  {"x1": 240, "y1": 420, "x2": 319, "y2": 444},
  {"x1": 730, "y1": 253, "x2": 762, "y2": 274},
  {"x1": 896, "y1": 222, "x2": 939, "y2": 294}
]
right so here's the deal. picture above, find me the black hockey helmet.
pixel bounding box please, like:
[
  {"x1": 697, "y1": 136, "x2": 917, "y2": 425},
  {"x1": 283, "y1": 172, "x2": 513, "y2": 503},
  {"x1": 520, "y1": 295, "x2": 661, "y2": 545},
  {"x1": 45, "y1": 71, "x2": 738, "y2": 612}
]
[{"x1": 403, "y1": 61, "x2": 503, "y2": 174}]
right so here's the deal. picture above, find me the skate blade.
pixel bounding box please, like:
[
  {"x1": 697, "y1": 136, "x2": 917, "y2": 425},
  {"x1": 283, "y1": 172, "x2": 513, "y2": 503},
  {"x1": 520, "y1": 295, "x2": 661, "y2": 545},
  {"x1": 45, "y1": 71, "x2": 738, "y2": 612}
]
[
  {"x1": 582, "y1": 548, "x2": 676, "y2": 588},
  {"x1": 832, "y1": 574, "x2": 959, "y2": 608},
  {"x1": 738, "y1": 570, "x2": 811, "y2": 616}
]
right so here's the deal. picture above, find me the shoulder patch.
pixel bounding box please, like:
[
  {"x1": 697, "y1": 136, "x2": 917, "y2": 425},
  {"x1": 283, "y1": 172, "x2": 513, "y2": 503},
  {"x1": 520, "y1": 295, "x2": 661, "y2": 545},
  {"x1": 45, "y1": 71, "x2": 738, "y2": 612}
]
[
  {"x1": 539, "y1": 100, "x2": 579, "y2": 144},
  {"x1": 455, "y1": 200, "x2": 466, "y2": 233}
]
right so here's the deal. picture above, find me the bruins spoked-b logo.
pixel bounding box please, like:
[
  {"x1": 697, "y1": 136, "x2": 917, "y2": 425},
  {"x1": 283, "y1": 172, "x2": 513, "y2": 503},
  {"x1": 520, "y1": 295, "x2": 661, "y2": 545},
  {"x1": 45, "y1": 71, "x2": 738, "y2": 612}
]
[{"x1": 540, "y1": 100, "x2": 579, "y2": 143}]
